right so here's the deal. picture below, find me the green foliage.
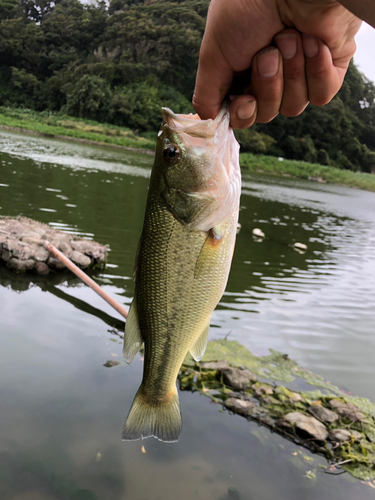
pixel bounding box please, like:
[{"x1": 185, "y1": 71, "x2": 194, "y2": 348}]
[
  {"x1": 64, "y1": 74, "x2": 112, "y2": 120},
  {"x1": 109, "y1": 79, "x2": 193, "y2": 130},
  {"x1": 234, "y1": 128, "x2": 275, "y2": 154}
]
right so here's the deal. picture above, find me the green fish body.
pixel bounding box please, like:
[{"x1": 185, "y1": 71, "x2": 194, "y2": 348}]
[{"x1": 122, "y1": 106, "x2": 241, "y2": 442}]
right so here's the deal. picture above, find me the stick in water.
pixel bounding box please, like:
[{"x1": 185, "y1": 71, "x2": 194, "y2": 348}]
[{"x1": 43, "y1": 240, "x2": 128, "y2": 319}]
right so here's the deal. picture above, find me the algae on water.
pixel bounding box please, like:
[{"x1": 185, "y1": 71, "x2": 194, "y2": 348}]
[{"x1": 180, "y1": 340, "x2": 375, "y2": 481}]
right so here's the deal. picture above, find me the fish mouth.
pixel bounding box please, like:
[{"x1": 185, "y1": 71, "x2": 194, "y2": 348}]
[{"x1": 161, "y1": 104, "x2": 230, "y2": 141}]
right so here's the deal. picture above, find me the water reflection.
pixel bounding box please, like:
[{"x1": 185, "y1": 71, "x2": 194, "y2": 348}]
[{"x1": 1, "y1": 131, "x2": 375, "y2": 499}]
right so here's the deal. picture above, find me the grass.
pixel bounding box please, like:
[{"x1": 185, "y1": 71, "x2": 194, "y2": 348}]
[
  {"x1": 240, "y1": 152, "x2": 375, "y2": 192},
  {"x1": 0, "y1": 107, "x2": 374, "y2": 192},
  {"x1": 0, "y1": 107, "x2": 156, "y2": 151}
]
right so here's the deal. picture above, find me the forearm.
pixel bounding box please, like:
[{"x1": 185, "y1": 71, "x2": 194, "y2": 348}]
[{"x1": 338, "y1": 0, "x2": 375, "y2": 27}]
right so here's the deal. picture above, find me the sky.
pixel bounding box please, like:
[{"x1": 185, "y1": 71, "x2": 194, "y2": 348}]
[{"x1": 354, "y1": 22, "x2": 375, "y2": 83}]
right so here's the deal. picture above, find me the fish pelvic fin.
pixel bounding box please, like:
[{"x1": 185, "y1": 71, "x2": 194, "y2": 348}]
[
  {"x1": 189, "y1": 322, "x2": 210, "y2": 362},
  {"x1": 123, "y1": 295, "x2": 144, "y2": 364},
  {"x1": 122, "y1": 385, "x2": 182, "y2": 443}
]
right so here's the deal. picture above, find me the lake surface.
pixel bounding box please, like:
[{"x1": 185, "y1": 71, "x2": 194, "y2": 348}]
[{"x1": 0, "y1": 130, "x2": 375, "y2": 500}]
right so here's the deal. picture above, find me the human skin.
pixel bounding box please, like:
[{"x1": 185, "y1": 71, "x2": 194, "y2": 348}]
[{"x1": 193, "y1": 0, "x2": 369, "y2": 129}]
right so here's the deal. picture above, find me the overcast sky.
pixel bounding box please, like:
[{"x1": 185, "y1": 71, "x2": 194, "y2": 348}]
[{"x1": 354, "y1": 22, "x2": 375, "y2": 84}]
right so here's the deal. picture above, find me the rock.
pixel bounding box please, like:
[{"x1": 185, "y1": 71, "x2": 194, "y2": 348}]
[
  {"x1": 351, "y1": 430, "x2": 363, "y2": 441},
  {"x1": 252, "y1": 228, "x2": 265, "y2": 238},
  {"x1": 47, "y1": 256, "x2": 65, "y2": 270},
  {"x1": 329, "y1": 399, "x2": 365, "y2": 422},
  {"x1": 282, "y1": 412, "x2": 328, "y2": 441},
  {"x1": 224, "y1": 398, "x2": 258, "y2": 417},
  {"x1": 21, "y1": 236, "x2": 43, "y2": 246},
  {"x1": 1, "y1": 216, "x2": 107, "y2": 274},
  {"x1": 103, "y1": 360, "x2": 120, "y2": 368},
  {"x1": 58, "y1": 241, "x2": 72, "y2": 254},
  {"x1": 308, "y1": 405, "x2": 339, "y2": 423},
  {"x1": 200, "y1": 360, "x2": 229, "y2": 370},
  {"x1": 329, "y1": 429, "x2": 352, "y2": 442},
  {"x1": 35, "y1": 262, "x2": 50, "y2": 275},
  {"x1": 70, "y1": 251, "x2": 91, "y2": 269},
  {"x1": 290, "y1": 393, "x2": 303, "y2": 403},
  {"x1": 7, "y1": 258, "x2": 35, "y2": 272},
  {"x1": 222, "y1": 367, "x2": 258, "y2": 390},
  {"x1": 33, "y1": 248, "x2": 49, "y2": 262},
  {"x1": 253, "y1": 384, "x2": 274, "y2": 397},
  {"x1": 293, "y1": 242, "x2": 307, "y2": 252}
]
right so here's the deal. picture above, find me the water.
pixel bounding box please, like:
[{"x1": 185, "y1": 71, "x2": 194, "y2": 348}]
[{"x1": 0, "y1": 130, "x2": 375, "y2": 500}]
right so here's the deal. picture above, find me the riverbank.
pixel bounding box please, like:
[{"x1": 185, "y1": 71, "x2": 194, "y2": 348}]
[
  {"x1": 0, "y1": 107, "x2": 155, "y2": 153},
  {"x1": 1, "y1": 107, "x2": 375, "y2": 192},
  {"x1": 240, "y1": 153, "x2": 375, "y2": 192}
]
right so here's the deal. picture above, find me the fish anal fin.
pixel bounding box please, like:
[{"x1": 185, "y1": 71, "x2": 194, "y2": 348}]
[
  {"x1": 190, "y1": 322, "x2": 210, "y2": 362},
  {"x1": 123, "y1": 295, "x2": 144, "y2": 364}
]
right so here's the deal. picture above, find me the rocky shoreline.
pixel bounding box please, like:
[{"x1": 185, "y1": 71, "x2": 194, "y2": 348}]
[{"x1": 0, "y1": 217, "x2": 108, "y2": 274}]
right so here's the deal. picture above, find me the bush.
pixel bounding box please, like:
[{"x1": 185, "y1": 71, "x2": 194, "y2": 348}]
[
  {"x1": 64, "y1": 75, "x2": 112, "y2": 121},
  {"x1": 109, "y1": 79, "x2": 193, "y2": 131}
]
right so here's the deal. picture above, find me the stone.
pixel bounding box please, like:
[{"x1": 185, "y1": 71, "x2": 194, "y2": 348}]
[
  {"x1": 70, "y1": 251, "x2": 91, "y2": 269},
  {"x1": 200, "y1": 360, "x2": 229, "y2": 370},
  {"x1": 224, "y1": 398, "x2": 258, "y2": 417},
  {"x1": 351, "y1": 430, "x2": 363, "y2": 441},
  {"x1": 329, "y1": 429, "x2": 352, "y2": 442},
  {"x1": 13, "y1": 245, "x2": 31, "y2": 260},
  {"x1": 33, "y1": 248, "x2": 49, "y2": 262},
  {"x1": 329, "y1": 399, "x2": 365, "y2": 422},
  {"x1": 35, "y1": 262, "x2": 50, "y2": 275},
  {"x1": 282, "y1": 412, "x2": 328, "y2": 441},
  {"x1": 253, "y1": 384, "x2": 274, "y2": 397},
  {"x1": 21, "y1": 236, "x2": 43, "y2": 246},
  {"x1": 2, "y1": 249, "x2": 11, "y2": 262},
  {"x1": 222, "y1": 367, "x2": 258, "y2": 390},
  {"x1": 47, "y1": 256, "x2": 65, "y2": 270},
  {"x1": 308, "y1": 405, "x2": 339, "y2": 423},
  {"x1": 58, "y1": 241, "x2": 72, "y2": 254},
  {"x1": 103, "y1": 360, "x2": 120, "y2": 368},
  {"x1": 7, "y1": 258, "x2": 35, "y2": 272}
]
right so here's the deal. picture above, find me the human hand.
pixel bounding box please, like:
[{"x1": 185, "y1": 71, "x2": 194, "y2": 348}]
[{"x1": 193, "y1": 0, "x2": 362, "y2": 129}]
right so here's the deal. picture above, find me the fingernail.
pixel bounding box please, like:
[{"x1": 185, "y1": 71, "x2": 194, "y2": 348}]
[
  {"x1": 257, "y1": 49, "x2": 280, "y2": 78},
  {"x1": 276, "y1": 34, "x2": 297, "y2": 60},
  {"x1": 302, "y1": 34, "x2": 319, "y2": 58},
  {"x1": 237, "y1": 100, "x2": 256, "y2": 121}
]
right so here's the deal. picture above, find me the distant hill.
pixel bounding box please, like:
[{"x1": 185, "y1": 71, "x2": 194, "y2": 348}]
[{"x1": 0, "y1": 0, "x2": 374, "y2": 172}]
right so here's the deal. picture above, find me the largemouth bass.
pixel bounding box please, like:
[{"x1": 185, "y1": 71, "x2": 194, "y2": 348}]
[{"x1": 122, "y1": 105, "x2": 241, "y2": 442}]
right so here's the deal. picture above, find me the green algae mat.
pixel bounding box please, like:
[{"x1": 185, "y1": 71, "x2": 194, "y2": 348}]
[{"x1": 180, "y1": 340, "x2": 375, "y2": 481}]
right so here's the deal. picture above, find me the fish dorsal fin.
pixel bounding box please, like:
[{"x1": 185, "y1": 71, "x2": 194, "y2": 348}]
[
  {"x1": 190, "y1": 322, "x2": 210, "y2": 362},
  {"x1": 123, "y1": 295, "x2": 144, "y2": 364}
]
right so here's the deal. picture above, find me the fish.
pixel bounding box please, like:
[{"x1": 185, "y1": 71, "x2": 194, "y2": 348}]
[{"x1": 122, "y1": 104, "x2": 241, "y2": 442}]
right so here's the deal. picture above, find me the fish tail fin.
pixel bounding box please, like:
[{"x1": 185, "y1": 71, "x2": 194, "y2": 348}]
[{"x1": 122, "y1": 385, "x2": 182, "y2": 443}]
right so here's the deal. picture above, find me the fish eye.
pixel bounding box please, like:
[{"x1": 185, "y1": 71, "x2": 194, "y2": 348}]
[{"x1": 163, "y1": 144, "x2": 181, "y2": 165}]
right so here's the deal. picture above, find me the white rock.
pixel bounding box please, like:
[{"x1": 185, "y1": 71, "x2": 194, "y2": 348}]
[
  {"x1": 252, "y1": 228, "x2": 265, "y2": 238},
  {"x1": 293, "y1": 242, "x2": 307, "y2": 251}
]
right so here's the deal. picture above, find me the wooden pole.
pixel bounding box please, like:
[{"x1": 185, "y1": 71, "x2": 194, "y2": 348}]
[{"x1": 43, "y1": 240, "x2": 128, "y2": 319}]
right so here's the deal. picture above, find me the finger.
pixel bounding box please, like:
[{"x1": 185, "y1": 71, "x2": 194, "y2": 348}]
[
  {"x1": 229, "y1": 95, "x2": 257, "y2": 129},
  {"x1": 302, "y1": 34, "x2": 347, "y2": 106},
  {"x1": 274, "y1": 29, "x2": 309, "y2": 117},
  {"x1": 193, "y1": 40, "x2": 234, "y2": 120},
  {"x1": 250, "y1": 47, "x2": 283, "y2": 124}
]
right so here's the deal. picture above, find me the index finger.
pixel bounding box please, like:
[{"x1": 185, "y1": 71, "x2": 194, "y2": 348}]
[{"x1": 192, "y1": 38, "x2": 234, "y2": 120}]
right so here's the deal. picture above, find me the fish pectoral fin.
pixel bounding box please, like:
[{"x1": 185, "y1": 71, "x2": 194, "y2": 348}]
[
  {"x1": 189, "y1": 322, "x2": 210, "y2": 362},
  {"x1": 123, "y1": 296, "x2": 144, "y2": 364},
  {"x1": 194, "y1": 226, "x2": 225, "y2": 279}
]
